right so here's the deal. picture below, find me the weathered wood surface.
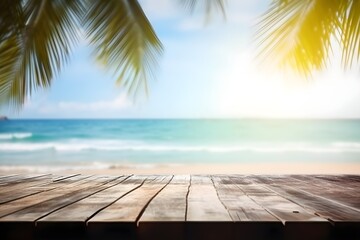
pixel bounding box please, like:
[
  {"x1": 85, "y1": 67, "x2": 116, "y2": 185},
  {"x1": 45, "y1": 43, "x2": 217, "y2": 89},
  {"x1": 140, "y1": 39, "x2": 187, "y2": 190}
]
[
  {"x1": 0, "y1": 174, "x2": 358, "y2": 240},
  {"x1": 139, "y1": 175, "x2": 190, "y2": 222},
  {"x1": 186, "y1": 175, "x2": 231, "y2": 221}
]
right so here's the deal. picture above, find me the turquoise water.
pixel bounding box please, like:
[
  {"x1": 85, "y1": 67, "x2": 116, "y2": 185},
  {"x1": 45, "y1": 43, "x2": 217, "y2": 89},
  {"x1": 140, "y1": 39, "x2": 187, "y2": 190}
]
[{"x1": 0, "y1": 119, "x2": 359, "y2": 169}]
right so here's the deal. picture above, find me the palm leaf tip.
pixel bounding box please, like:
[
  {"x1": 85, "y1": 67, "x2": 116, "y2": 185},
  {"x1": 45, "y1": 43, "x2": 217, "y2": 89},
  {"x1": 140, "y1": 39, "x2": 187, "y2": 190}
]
[
  {"x1": 341, "y1": 0, "x2": 360, "y2": 70},
  {"x1": 85, "y1": 0, "x2": 163, "y2": 98},
  {"x1": 255, "y1": 0, "x2": 360, "y2": 76},
  {"x1": 178, "y1": 0, "x2": 227, "y2": 17}
]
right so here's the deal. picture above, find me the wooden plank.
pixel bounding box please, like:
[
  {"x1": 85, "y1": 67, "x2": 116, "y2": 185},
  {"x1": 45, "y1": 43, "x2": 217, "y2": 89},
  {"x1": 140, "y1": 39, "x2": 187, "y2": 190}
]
[
  {"x1": 0, "y1": 174, "x2": 52, "y2": 186},
  {"x1": 289, "y1": 175, "x2": 360, "y2": 209},
  {"x1": 35, "y1": 175, "x2": 139, "y2": 240},
  {"x1": 52, "y1": 174, "x2": 81, "y2": 182},
  {"x1": 253, "y1": 175, "x2": 360, "y2": 211},
  {"x1": 0, "y1": 174, "x2": 20, "y2": 181},
  {"x1": 37, "y1": 175, "x2": 139, "y2": 222},
  {"x1": 212, "y1": 175, "x2": 279, "y2": 222},
  {"x1": 0, "y1": 175, "x2": 96, "y2": 217},
  {"x1": 0, "y1": 174, "x2": 36, "y2": 183},
  {"x1": 88, "y1": 175, "x2": 172, "y2": 223},
  {"x1": 0, "y1": 174, "x2": 57, "y2": 195},
  {"x1": 0, "y1": 175, "x2": 123, "y2": 221},
  {"x1": 187, "y1": 175, "x2": 281, "y2": 240},
  {"x1": 252, "y1": 175, "x2": 360, "y2": 222},
  {"x1": 251, "y1": 175, "x2": 360, "y2": 239},
  {"x1": 140, "y1": 175, "x2": 190, "y2": 222},
  {"x1": 136, "y1": 175, "x2": 190, "y2": 240},
  {"x1": 0, "y1": 175, "x2": 126, "y2": 240},
  {"x1": 186, "y1": 175, "x2": 231, "y2": 221},
  {"x1": 231, "y1": 176, "x2": 327, "y2": 223},
  {"x1": 0, "y1": 174, "x2": 79, "y2": 190},
  {"x1": 226, "y1": 174, "x2": 254, "y2": 185},
  {"x1": 87, "y1": 175, "x2": 172, "y2": 240},
  {"x1": 227, "y1": 174, "x2": 278, "y2": 195},
  {"x1": 291, "y1": 175, "x2": 360, "y2": 190},
  {"x1": 236, "y1": 176, "x2": 333, "y2": 240},
  {"x1": 290, "y1": 174, "x2": 360, "y2": 192},
  {"x1": 248, "y1": 194, "x2": 327, "y2": 222},
  {"x1": 0, "y1": 174, "x2": 91, "y2": 204},
  {"x1": 344, "y1": 174, "x2": 360, "y2": 182}
]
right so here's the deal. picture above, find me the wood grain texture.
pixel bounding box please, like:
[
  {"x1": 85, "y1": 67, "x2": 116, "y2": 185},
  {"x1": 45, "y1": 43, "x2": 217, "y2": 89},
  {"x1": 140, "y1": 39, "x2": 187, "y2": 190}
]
[
  {"x1": 0, "y1": 174, "x2": 90, "y2": 204},
  {"x1": 212, "y1": 175, "x2": 279, "y2": 222},
  {"x1": 37, "y1": 175, "x2": 137, "y2": 222},
  {"x1": 0, "y1": 175, "x2": 101, "y2": 218},
  {"x1": 0, "y1": 175, "x2": 56, "y2": 195},
  {"x1": 233, "y1": 176, "x2": 327, "y2": 224},
  {"x1": 0, "y1": 174, "x2": 358, "y2": 240},
  {"x1": 252, "y1": 175, "x2": 360, "y2": 222},
  {"x1": 0, "y1": 175, "x2": 123, "y2": 222},
  {"x1": 289, "y1": 175, "x2": 360, "y2": 209},
  {"x1": 140, "y1": 175, "x2": 190, "y2": 222},
  {"x1": 187, "y1": 175, "x2": 231, "y2": 221},
  {"x1": 88, "y1": 175, "x2": 172, "y2": 223},
  {"x1": 0, "y1": 174, "x2": 19, "y2": 180},
  {"x1": 0, "y1": 174, "x2": 50, "y2": 184}
]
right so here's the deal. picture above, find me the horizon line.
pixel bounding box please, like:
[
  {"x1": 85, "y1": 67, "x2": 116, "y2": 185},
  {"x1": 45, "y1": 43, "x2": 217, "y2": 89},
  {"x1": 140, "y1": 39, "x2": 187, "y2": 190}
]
[{"x1": 3, "y1": 117, "x2": 360, "y2": 121}]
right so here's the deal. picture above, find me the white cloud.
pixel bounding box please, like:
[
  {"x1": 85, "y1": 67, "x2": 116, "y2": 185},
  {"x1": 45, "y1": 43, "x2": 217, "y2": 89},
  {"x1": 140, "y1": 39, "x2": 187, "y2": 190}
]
[
  {"x1": 34, "y1": 94, "x2": 131, "y2": 116},
  {"x1": 58, "y1": 94, "x2": 131, "y2": 112}
]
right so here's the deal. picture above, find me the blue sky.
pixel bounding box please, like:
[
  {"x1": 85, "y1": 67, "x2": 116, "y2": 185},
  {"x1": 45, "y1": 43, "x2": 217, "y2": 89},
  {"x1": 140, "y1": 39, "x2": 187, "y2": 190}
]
[{"x1": 4, "y1": 0, "x2": 360, "y2": 119}]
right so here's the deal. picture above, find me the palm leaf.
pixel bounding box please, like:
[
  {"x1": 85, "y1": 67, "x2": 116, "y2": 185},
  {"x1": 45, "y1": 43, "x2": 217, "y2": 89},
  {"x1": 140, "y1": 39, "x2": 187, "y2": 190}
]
[
  {"x1": 178, "y1": 0, "x2": 226, "y2": 18},
  {"x1": 0, "y1": 0, "x2": 85, "y2": 108},
  {"x1": 0, "y1": 0, "x2": 24, "y2": 43},
  {"x1": 342, "y1": 0, "x2": 360, "y2": 69},
  {"x1": 84, "y1": 0, "x2": 163, "y2": 97},
  {"x1": 0, "y1": 0, "x2": 227, "y2": 108},
  {"x1": 255, "y1": 0, "x2": 351, "y2": 76}
]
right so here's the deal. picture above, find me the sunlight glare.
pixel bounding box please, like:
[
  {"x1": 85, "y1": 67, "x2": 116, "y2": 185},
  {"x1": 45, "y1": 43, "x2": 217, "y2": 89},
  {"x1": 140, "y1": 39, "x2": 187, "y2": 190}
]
[{"x1": 215, "y1": 52, "x2": 360, "y2": 118}]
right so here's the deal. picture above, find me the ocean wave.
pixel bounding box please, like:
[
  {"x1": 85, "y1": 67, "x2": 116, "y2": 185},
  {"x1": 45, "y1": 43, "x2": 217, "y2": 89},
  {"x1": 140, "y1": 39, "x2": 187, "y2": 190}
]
[
  {"x1": 0, "y1": 140, "x2": 360, "y2": 153},
  {"x1": 0, "y1": 132, "x2": 33, "y2": 140}
]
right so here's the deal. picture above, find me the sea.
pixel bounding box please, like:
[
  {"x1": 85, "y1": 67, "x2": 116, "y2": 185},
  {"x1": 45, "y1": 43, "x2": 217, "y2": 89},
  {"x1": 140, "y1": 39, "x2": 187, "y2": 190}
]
[{"x1": 0, "y1": 119, "x2": 359, "y2": 171}]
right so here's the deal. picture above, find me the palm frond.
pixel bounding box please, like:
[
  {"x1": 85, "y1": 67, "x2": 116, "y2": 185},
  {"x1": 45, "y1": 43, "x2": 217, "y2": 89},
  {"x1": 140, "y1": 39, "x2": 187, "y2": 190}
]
[
  {"x1": 178, "y1": 0, "x2": 226, "y2": 18},
  {"x1": 84, "y1": 0, "x2": 163, "y2": 97},
  {"x1": 0, "y1": 37, "x2": 21, "y2": 104},
  {"x1": 0, "y1": 0, "x2": 24, "y2": 42},
  {"x1": 342, "y1": 0, "x2": 360, "y2": 69},
  {"x1": 255, "y1": 0, "x2": 344, "y2": 76},
  {"x1": 0, "y1": 0, "x2": 85, "y2": 108}
]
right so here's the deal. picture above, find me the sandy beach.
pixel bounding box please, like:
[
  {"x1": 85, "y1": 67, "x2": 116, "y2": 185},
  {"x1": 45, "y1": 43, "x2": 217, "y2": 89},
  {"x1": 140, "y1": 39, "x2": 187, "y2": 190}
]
[{"x1": 1, "y1": 162, "x2": 359, "y2": 175}]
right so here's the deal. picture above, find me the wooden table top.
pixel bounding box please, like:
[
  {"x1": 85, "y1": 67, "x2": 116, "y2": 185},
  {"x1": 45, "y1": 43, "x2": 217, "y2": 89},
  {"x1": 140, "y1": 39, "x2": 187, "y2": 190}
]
[{"x1": 0, "y1": 174, "x2": 359, "y2": 240}]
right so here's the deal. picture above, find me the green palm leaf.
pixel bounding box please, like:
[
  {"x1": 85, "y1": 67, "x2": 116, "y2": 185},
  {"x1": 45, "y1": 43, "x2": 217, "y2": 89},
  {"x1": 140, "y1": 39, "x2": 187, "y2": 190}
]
[
  {"x1": 0, "y1": 0, "x2": 24, "y2": 43},
  {"x1": 179, "y1": 0, "x2": 226, "y2": 17},
  {"x1": 84, "y1": 0, "x2": 163, "y2": 97},
  {"x1": 0, "y1": 0, "x2": 85, "y2": 108},
  {"x1": 0, "y1": 0, "x2": 225, "y2": 108}
]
